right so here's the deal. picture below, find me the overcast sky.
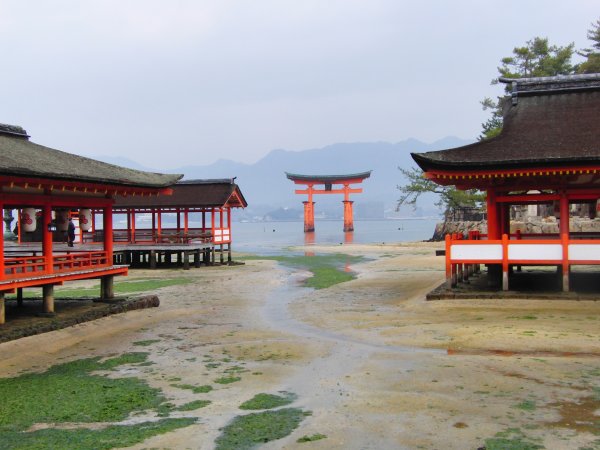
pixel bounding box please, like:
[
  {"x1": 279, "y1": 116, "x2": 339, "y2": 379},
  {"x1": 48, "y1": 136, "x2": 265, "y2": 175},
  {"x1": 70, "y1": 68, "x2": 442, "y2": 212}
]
[{"x1": 0, "y1": 1, "x2": 597, "y2": 169}]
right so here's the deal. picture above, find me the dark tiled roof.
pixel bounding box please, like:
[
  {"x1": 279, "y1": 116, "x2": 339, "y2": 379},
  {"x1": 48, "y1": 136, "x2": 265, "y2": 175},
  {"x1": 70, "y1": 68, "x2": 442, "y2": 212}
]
[
  {"x1": 0, "y1": 127, "x2": 182, "y2": 188},
  {"x1": 113, "y1": 179, "x2": 248, "y2": 208},
  {"x1": 412, "y1": 74, "x2": 600, "y2": 172},
  {"x1": 285, "y1": 171, "x2": 372, "y2": 182}
]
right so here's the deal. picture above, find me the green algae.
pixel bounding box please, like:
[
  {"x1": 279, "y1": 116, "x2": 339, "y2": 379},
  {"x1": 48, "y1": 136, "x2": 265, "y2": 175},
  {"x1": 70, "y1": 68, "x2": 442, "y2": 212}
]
[
  {"x1": 0, "y1": 352, "x2": 196, "y2": 449},
  {"x1": 241, "y1": 253, "x2": 364, "y2": 289},
  {"x1": 132, "y1": 339, "x2": 161, "y2": 347},
  {"x1": 170, "y1": 383, "x2": 213, "y2": 394},
  {"x1": 0, "y1": 418, "x2": 196, "y2": 450},
  {"x1": 239, "y1": 392, "x2": 296, "y2": 410},
  {"x1": 297, "y1": 433, "x2": 327, "y2": 443},
  {"x1": 176, "y1": 400, "x2": 211, "y2": 411},
  {"x1": 214, "y1": 376, "x2": 241, "y2": 385},
  {"x1": 483, "y1": 428, "x2": 544, "y2": 450},
  {"x1": 9, "y1": 278, "x2": 193, "y2": 299},
  {"x1": 215, "y1": 408, "x2": 307, "y2": 450}
]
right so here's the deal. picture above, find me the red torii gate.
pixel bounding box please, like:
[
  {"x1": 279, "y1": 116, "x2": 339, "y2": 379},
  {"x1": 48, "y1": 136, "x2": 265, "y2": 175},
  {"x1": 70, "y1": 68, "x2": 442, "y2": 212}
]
[{"x1": 285, "y1": 171, "x2": 371, "y2": 232}]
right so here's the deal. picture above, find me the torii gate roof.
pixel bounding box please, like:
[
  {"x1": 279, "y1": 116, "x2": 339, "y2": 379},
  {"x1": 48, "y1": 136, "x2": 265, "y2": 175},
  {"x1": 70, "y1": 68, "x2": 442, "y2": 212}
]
[{"x1": 285, "y1": 171, "x2": 372, "y2": 183}]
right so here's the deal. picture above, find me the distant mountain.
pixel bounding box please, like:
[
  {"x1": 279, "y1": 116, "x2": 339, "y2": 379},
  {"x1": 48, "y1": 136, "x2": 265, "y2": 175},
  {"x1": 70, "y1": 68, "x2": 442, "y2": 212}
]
[
  {"x1": 167, "y1": 137, "x2": 472, "y2": 217},
  {"x1": 97, "y1": 137, "x2": 472, "y2": 218}
]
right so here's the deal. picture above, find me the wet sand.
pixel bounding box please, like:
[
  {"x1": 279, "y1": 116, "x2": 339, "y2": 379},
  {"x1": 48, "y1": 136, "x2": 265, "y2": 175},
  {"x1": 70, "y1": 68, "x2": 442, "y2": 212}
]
[{"x1": 0, "y1": 242, "x2": 599, "y2": 449}]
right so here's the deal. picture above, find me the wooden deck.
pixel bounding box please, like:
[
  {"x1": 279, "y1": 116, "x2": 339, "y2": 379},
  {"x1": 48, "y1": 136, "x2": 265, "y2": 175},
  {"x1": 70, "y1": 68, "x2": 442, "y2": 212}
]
[{"x1": 0, "y1": 264, "x2": 128, "y2": 290}]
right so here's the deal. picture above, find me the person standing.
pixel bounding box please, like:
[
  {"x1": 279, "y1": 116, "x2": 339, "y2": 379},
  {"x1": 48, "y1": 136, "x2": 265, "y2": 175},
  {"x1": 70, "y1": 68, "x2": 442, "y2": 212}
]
[{"x1": 67, "y1": 217, "x2": 76, "y2": 247}]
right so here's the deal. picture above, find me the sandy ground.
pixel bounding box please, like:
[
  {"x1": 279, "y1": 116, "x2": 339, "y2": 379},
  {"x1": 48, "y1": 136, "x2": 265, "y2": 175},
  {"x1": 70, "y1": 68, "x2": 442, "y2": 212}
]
[{"x1": 0, "y1": 242, "x2": 599, "y2": 449}]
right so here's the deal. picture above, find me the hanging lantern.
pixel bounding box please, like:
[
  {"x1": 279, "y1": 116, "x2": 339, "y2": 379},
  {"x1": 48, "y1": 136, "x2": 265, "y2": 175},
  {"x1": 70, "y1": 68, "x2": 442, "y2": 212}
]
[
  {"x1": 79, "y1": 208, "x2": 92, "y2": 231},
  {"x1": 55, "y1": 210, "x2": 69, "y2": 231},
  {"x1": 22, "y1": 208, "x2": 37, "y2": 232}
]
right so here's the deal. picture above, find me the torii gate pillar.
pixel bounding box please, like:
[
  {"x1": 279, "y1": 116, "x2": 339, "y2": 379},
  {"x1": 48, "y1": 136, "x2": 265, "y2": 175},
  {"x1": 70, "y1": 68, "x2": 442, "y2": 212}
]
[
  {"x1": 303, "y1": 201, "x2": 315, "y2": 232},
  {"x1": 343, "y1": 200, "x2": 354, "y2": 232},
  {"x1": 286, "y1": 171, "x2": 371, "y2": 233}
]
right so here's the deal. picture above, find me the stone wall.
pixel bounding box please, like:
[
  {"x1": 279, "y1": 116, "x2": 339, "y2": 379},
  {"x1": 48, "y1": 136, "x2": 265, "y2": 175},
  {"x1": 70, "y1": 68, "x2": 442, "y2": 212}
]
[{"x1": 431, "y1": 217, "x2": 600, "y2": 241}]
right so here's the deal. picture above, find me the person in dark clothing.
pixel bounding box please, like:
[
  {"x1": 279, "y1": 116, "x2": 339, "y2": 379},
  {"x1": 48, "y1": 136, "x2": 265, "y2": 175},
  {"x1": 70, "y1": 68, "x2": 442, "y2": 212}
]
[{"x1": 67, "y1": 217, "x2": 76, "y2": 247}]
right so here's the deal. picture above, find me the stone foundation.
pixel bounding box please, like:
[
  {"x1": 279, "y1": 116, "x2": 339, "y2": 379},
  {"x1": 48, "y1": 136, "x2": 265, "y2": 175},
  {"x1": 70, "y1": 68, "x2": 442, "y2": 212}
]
[{"x1": 431, "y1": 217, "x2": 600, "y2": 241}]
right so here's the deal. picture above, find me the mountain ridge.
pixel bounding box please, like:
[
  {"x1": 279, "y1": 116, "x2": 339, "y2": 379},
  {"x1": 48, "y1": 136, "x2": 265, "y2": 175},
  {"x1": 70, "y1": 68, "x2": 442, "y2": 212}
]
[{"x1": 95, "y1": 137, "x2": 472, "y2": 217}]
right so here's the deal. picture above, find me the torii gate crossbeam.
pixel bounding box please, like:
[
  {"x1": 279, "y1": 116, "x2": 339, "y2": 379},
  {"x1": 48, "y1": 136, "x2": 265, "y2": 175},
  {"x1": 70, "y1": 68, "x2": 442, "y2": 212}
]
[{"x1": 285, "y1": 171, "x2": 372, "y2": 232}]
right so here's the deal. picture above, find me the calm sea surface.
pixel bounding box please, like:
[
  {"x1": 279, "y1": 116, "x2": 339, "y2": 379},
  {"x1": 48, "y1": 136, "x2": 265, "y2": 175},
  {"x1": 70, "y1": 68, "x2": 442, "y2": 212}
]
[{"x1": 231, "y1": 219, "x2": 440, "y2": 254}]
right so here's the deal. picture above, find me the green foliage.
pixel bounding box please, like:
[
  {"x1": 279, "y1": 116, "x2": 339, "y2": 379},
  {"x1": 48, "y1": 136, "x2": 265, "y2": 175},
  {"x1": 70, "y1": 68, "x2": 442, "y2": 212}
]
[
  {"x1": 214, "y1": 408, "x2": 307, "y2": 450},
  {"x1": 481, "y1": 36, "x2": 576, "y2": 140},
  {"x1": 0, "y1": 418, "x2": 196, "y2": 450},
  {"x1": 498, "y1": 37, "x2": 574, "y2": 79},
  {"x1": 239, "y1": 392, "x2": 297, "y2": 410},
  {"x1": 397, "y1": 167, "x2": 485, "y2": 215},
  {"x1": 578, "y1": 18, "x2": 600, "y2": 73}
]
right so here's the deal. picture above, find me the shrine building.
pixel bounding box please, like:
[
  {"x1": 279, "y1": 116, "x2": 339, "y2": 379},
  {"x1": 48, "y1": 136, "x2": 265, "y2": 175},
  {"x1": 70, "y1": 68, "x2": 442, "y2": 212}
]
[
  {"x1": 411, "y1": 73, "x2": 600, "y2": 293},
  {"x1": 110, "y1": 178, "x2": 247, "y2": 265},
  {"x1": 0, "y1": 123, "x2": 181, "y2": 324}
]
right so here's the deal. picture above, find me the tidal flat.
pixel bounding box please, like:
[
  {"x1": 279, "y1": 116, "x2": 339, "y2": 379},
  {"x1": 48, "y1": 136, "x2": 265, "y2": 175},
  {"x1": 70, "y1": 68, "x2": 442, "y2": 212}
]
[{"x1": 0, "y1": 243, "x2": 598, "y2": 449}]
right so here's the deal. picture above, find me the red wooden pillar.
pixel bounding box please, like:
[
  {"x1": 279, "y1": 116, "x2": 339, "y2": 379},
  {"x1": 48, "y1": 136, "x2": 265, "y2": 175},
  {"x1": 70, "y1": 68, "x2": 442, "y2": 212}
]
[
  {"x1": 342, "y1": 184, "x2": 354, "y2": 232},
  {"x1": 151, "y1": 208, "x2": 156, "y2": 241},
  {"x1": 0, "y1": 201, "x2": 4, "y2": 282},
  {"x1": 486, "y1": 188, "x2": 499, "y2": 239},
  {"x1": 303, "y1": 201, "x2": 315, "y2": 232},
  {"x1": 103, "y1": 204, "x2": 113, "y2": 264},
  {"x1": 502, "y1": 233, "x2": 509, "y2": 291},
  {"x1": 211, "y1": 208, "x2": 215, "y2": 237},
  {"x1": 157, "y1": 209, "x2": 162, "y2": 240},
  {"x1": 17, "y1": 209, "x2": 21, "y2": 244},
  {"x1": 126, "y1": 209, "x2": 131, "y2": 242},
  {"x1": 445, "y1": 234, "x2": 451, "y2": 288},
  {"x1": 131, "y1": 210, "x2": 136, "y2": 243},
  {"x1": 42, "y1": 204, "x2": 53, "y2": 273},
  {"x1": 343, "y1": 201, "x2": 354, "y2": 232},
  {"x1": 303, "y1": 185, "x2": 315, "y2": 232},
  {"x1": 559, "y1": 191, "x2": 570, "y2": 292},
  {"x1": 184, "y1": 209, "x2": 189, "y2": 235},
  {"x1": 177, "y1": 208, "x2": 181, "y2": 233}
]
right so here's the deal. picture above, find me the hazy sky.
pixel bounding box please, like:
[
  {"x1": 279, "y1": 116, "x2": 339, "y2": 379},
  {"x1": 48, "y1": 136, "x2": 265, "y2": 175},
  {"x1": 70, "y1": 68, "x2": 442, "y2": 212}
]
[{"x1": 0, "y1": 1, "x2": 597, "y2": 169}]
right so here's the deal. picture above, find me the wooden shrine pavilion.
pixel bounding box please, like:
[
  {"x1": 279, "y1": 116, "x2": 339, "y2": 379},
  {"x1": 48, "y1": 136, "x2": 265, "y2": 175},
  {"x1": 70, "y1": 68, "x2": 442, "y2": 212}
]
[
  {"x1": 109, "y1": 179, "x2": 247, "y2": 265},
  {"x1": 0, "y1": 123, "x2": 182, "y2": 324},
  {"x1": 286, "y1": 171, "x2": 371, "y2": 232},
  {"x1": 412, "y1": 73, "x2": 600, "y2": 293}
]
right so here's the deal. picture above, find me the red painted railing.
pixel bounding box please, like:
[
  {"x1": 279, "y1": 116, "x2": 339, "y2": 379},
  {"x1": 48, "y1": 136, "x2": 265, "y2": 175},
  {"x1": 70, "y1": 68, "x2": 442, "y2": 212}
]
[
  {"x1": 445, "y1": 231, "x2": 600, "y2": 290},
  {"x1": 84, "y1": 228, "x2": 213, "y2": 244},
  {"x1": 3, "y1": 251, "x2": 109, "y2": 279}
]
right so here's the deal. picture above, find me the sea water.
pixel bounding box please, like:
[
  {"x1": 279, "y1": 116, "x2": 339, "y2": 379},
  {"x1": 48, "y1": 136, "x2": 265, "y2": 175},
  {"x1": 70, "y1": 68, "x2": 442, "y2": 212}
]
[{"x1": 232, "y1": 219, "x2": 440, "y2": 254}]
